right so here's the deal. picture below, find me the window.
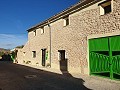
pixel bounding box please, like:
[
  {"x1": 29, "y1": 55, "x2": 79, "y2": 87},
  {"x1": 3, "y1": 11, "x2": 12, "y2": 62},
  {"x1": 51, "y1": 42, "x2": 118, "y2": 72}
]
[
  {"x1": 33, "y1": 30, "x2": 36, "y2": 36},
  {"x1": 58, "y1": 50, "x2": 65, "y2": 60},
  {"x1": 63, "y1": 16, "x2": 69, "y2": 26},
  {"x1": 99, "y1": 0, "x2": 112, "y2": 15},
  {"x1": 23, "y1": 52, "x2": 26, "y2": 56},
  {"x1": 41, "y1": 27, "x2": 44, "y2": 34},
  {"x1": 32, "y1": 51, "x2": 36, "y2": 58}
]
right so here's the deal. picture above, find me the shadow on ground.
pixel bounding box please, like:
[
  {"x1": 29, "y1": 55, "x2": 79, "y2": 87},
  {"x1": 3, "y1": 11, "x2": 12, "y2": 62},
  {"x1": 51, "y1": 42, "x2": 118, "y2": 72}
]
[
  {"x1": 19, "y1": 63, "x2": 91, "y2": 90},
  {"x1": 0, "y1": 61, "x2": 91, "y2": 90},
  {"x1": 0, "y1": 54, "x2": 12, "y2": 61}
]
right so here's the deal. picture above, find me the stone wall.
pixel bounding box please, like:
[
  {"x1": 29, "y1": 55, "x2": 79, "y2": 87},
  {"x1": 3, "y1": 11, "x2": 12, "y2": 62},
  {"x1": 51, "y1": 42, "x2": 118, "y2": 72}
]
[
  {"x1": 17, "y1": 0, "x2": 120, "y2": 75},
  {"x1": 17, "y1": 26, "x2": 50, "y2": 66}
]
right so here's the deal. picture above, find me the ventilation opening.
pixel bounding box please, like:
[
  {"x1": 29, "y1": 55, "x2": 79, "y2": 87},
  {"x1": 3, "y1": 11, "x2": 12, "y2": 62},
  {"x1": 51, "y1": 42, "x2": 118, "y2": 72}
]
[
  {"x1": 99, "y1": 0, "x2": 112, "y2": 15},
  {"x1": 92, "y1": 51, "x2": 109, "y2": 56},
  {"x1": 112, "y1": 51, "x2": 120, "y2": 56}
]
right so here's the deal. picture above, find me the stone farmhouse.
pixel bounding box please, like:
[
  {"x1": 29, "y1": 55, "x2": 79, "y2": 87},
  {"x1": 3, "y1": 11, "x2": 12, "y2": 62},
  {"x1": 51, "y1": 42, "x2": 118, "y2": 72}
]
[{"x1": 17, "y1": 0, "x2": 120, "y2": 80}]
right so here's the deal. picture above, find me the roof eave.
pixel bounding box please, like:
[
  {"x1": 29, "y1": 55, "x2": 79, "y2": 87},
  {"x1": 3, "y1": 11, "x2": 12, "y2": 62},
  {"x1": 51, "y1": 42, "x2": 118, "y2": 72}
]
[{"x1": 27, "y1": 0, "x2": 100, "y2": 32}]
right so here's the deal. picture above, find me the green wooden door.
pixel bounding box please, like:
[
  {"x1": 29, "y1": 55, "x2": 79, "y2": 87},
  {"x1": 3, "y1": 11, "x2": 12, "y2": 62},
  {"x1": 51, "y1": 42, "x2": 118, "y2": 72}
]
[
  {"x1": 89, "y1": 36, "x2": 120, "y2": 80},
  {"x1": 111, "y1": 36, "x2": 120, "y2": 78},
  {"x1": 89, "y1": 37, "x2": 110, "y2": 77}
]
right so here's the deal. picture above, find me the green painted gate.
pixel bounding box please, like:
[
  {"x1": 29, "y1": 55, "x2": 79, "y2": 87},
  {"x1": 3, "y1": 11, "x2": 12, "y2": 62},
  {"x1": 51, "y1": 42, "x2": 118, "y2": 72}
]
[{"x1": 89, "y1": 35, "x2": 120, "y2": 80}]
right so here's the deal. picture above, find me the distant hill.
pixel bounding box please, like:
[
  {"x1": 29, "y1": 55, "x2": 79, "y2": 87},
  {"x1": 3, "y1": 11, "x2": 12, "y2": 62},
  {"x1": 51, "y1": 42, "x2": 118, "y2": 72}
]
[{"x1": 0, "y1": 48, "x2": 10, "y2": 52}]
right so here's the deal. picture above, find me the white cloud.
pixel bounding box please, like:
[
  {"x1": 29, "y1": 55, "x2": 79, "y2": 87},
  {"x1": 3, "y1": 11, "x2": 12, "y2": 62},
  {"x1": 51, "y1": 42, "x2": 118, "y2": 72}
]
[
  {"x1": 0, "y1": 34, "x2": 16, "y2": 39},
  {"x1": 0, "y1": 34, "x2": 27, "y2": 49}
]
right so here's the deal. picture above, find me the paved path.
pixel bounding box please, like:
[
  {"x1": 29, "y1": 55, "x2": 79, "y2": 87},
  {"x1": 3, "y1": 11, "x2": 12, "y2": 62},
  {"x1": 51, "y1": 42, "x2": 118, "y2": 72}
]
[{"x1": 0, "y1": 62, "x2": 120, "y2": 90}]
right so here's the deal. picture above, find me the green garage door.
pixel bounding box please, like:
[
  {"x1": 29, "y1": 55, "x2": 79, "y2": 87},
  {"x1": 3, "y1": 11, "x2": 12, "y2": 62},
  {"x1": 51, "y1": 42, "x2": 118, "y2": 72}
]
[{"x1": 89, "y1": 35, "x2": 120, "y2": 80}]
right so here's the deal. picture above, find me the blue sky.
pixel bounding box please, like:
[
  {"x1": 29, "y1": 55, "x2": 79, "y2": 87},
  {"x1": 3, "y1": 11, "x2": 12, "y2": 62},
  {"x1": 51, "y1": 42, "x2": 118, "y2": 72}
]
[{"x1": 0, "y1": 0, "x2": 79, "y2": 49}]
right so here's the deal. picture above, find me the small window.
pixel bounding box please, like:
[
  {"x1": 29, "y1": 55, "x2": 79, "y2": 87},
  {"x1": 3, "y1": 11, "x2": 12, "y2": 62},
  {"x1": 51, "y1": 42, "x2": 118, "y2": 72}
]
[
  {"x1": 41, "y1": 27, "x2": 44, "y2": 34},
  {"x1": 23, "y1": 52, "x2": 26, "y2": 56},
  {"x1": 63, "y1": 16, "x2": 69, "y2": 26},
  {"x1": 33, "y1": 30, "x2": 36, "y2": 36},
  {"x1": 99, "y1": 0, "x2": 112, "y2": 15},
  {"x1": 58, "y1": 50, "x2": 65, "y2": 60},
  {"x1": 32, "y1": 51, "x2": 36, "y2": 58}
]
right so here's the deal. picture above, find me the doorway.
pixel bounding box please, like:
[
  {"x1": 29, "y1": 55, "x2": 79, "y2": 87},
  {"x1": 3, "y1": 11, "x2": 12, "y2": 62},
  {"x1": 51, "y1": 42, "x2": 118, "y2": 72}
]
[
  {"x1": 58, "y1": 50, "x2": 67, "y2": 71},
  {"x1": 41, "y1": 49, "x2": 46, "y2": 66}
]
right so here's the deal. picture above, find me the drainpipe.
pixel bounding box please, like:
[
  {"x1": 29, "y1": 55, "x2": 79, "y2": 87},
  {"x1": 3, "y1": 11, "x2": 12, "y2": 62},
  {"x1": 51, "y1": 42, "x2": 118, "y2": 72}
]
[{"x1": 48, "y1": 21, "x2": 51, "y2": 68}]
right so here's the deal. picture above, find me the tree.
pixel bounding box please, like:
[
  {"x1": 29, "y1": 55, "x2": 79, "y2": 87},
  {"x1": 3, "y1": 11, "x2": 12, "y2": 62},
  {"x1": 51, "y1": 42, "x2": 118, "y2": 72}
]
[{"x1": 15, "y1": 45, "x2": 24, "y2": 48}]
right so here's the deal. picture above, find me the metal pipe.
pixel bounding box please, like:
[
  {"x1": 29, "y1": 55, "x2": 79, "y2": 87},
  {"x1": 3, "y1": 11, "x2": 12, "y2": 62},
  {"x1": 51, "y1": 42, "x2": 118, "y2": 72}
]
[{"x1": 48, "y1": 22, "x2": 51, "y2": 67}]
